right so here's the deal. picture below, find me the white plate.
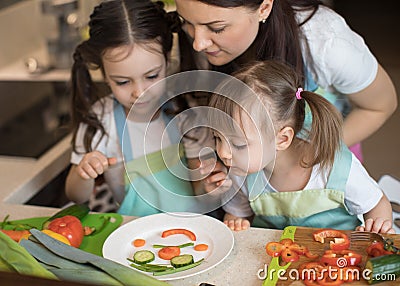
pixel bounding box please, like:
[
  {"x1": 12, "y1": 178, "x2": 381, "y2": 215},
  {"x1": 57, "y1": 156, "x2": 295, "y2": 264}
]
[{"x1": 102, "y1": 212, "x2": 234, "y2": 280}]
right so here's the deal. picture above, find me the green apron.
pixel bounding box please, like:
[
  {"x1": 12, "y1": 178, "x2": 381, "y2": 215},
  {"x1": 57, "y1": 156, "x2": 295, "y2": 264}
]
[
  {"x1": 248, "y1": 144, "x2": 361, "y2": 230},
  {"x1": 114, "y1": 101, "x2": 194, "y2": 216}
]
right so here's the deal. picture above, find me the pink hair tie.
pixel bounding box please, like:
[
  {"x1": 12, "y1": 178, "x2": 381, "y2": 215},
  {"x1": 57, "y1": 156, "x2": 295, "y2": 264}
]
[{"x1": 295, "y1": 87, "x2": 303, "y2": 100}]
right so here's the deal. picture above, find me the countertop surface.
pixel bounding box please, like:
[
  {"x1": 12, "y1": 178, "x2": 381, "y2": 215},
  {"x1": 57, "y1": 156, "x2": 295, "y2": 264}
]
[
  {"x1": 0, "y1": 204, "x2": 280, "y2": 286},
  {"x1": 0, "y1": 134, "x2": 72, "y2": 204}
]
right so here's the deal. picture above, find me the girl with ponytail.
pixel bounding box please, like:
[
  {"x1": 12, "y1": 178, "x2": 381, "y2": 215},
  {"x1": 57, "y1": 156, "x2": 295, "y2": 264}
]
[{"x1": 208, "y1": 60, "x2": 394, "y2": 233}]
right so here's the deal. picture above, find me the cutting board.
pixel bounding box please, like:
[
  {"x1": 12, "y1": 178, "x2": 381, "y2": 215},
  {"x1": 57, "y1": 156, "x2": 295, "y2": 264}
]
[
  {"x1": 2, "y1": 213, "x2": 122, "y2": 256},
  {"x1": 264, "y1": 226, "x2": 400, "y2": 286}
]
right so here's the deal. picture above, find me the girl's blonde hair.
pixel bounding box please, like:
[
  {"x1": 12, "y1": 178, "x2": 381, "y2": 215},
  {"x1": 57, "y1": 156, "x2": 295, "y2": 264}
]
[{"x1": 209, "y1": 60, "x2": 343, "y2": 170}]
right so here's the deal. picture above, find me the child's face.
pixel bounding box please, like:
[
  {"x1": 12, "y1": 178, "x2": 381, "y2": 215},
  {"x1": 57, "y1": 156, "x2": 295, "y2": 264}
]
[
  {"x1": 103, "y1": 42, "x2": 167, "y2": 117},
  {"x1": 213, "y1": 110, "x2": 275, "y2": 176}
]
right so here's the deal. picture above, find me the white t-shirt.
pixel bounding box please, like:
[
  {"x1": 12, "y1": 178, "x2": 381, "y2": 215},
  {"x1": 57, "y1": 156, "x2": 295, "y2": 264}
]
[
  {"x1": 70, "y1": 95, "x2": 214, "y2": 199},
  {"x1": 297, "y1": 6, "x2": 378, "y2": 94},
  {"x1": 223, "y1": 153, "x2": 383, "y2": 218}
]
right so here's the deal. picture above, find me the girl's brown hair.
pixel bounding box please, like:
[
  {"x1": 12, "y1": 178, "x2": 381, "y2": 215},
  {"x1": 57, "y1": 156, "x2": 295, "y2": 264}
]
[
  {"x1": 70, "y1": 0, "x2": 184, "y2": 153},
  {"x1": 209, "y1": 60, "x2": 343, "y2": 170}
]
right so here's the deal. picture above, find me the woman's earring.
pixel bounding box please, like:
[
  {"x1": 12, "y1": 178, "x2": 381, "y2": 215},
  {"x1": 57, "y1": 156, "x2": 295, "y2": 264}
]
[{"x1": 262, "y1": 18, "x2": 266, "y2": 24}]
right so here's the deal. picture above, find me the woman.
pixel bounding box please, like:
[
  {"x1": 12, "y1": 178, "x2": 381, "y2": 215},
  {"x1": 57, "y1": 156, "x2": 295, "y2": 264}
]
[{"x1": 175, "y1": 0, "x2": 397, "y2": 161}]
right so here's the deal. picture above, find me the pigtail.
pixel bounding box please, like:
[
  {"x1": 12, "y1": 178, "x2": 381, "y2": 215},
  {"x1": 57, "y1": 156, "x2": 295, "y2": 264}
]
[
  {"x1": 70, "y1": 44, "x2": 105, "y2": 154},
  {"x1": 298, "y1": 90, "x2": 343, "y2": 170}
]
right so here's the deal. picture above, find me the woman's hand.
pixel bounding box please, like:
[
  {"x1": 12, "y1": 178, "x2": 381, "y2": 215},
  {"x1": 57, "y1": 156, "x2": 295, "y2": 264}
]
[
  {"x1": 224, "y1": 213, "x2": 250, "y2": 231},
  {"x1": 76, "y1": 151, "x2": 117, "y2": 179},
  {"x1": 356, "y1": 218, "x2": 395, "y2": 234}
]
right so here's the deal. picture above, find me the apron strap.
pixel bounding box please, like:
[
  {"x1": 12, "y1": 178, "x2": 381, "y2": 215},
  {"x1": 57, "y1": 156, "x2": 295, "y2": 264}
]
[
  {"x1": 161, "y1": 112, "x2": 180, "y2": 145},
  {"x1": 304, "y1": 67, "x2": 318, "y2": 92},
  {"x1": 114, "y1": 99, "x2": 133, "y2": 161},
  {"x1": 326, "y1": 143, "x2": 352, "y2": 191}
]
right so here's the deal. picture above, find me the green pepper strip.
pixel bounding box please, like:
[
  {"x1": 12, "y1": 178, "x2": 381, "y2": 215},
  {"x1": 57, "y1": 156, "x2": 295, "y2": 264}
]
[
  {"x1": 153, "y1": 242, "x2": 194, "y2": 248},
  {"x1": 384, "y1": 238, "x2": 400, "y2": 254},
  {"x1": 153, "y1": 259, "x2": 204, "y2": 276},
  {"x1": 87, "y1": 216, "x2": 111, "y2": 236},
  {"x1": 0, "y1": 215, "x2": 36, "y2": 230}
]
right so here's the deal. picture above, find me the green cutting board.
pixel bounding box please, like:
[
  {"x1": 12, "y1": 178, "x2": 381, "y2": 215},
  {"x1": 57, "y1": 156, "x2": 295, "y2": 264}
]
[{"x1": 3, "y1": 213, "x2": 122, "y2": 256}]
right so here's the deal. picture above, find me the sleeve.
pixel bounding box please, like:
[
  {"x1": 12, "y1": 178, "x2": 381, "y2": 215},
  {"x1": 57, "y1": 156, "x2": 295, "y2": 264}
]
[
  {"x1": 344, "y1": 154, "x2": 383, "y2": 215},
  {"x1": 302, "y1": 7, "x2": 378, "y2": 94},
  {"x1": 70, "y1": 97, "x2": 118, "y2": 165}
]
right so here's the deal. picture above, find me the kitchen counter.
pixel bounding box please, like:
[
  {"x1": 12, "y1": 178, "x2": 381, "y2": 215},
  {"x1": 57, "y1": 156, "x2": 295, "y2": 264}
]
[
  {"x1": 0, "y1": 134, "x2": 72, "y2": 204},
  {"x1": 0, "y1": 203, "x2": 280, "y2": 286}
]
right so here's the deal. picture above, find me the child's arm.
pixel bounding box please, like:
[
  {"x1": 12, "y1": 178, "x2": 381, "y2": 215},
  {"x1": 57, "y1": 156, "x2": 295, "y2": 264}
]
[
  {"x1": 224, "y1": 212, "x2": 253, "y2": 231},
  {"x1": 357, "y1": 194, "x2": 396, "y2": 234},
  {"x1": 65, "y1": 151, "x2": 117, "y2": 203}
]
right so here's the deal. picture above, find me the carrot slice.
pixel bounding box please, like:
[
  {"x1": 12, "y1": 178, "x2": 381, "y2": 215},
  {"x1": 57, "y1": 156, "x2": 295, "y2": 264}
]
[
  {"x1": 158, "y1": 246, "x2": 181, "y2": 260},
  {"x1": 132, "y1": 238, "x2": 146, "y2": 247},
  {"x1": 194, "y1": 243, "x2": 208, "y2": 251},
  {"x1": 1, "y1": 229, "x2": 30, "y2": 242},
  {"x1": 161, "y1": 228, "x2": 196, "y2": 241}
]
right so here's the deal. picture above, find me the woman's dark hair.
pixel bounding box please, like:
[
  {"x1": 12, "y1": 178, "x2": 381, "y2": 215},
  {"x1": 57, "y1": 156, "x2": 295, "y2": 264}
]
[
  {"x1": 71, "y1": 0, "x2": 181, "y2": 153},
  {"x1": 181, "y1": 0, "x2": 322, "y2": 82}
]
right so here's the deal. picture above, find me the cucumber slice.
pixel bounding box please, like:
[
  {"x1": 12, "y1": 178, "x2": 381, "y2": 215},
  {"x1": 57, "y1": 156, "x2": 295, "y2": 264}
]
[
  {"x1": 170, "y1": 254, "x2": 194, "y2": 268},
  {"x1": 133, "y1": 250, "x2": 155, "y2": 265}
]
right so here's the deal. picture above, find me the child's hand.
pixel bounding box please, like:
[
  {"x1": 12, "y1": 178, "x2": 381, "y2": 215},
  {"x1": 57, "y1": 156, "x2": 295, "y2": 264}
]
[
  {"x1": 200, "y1": 158, "x2": 232, "y2": 196},
  {"x1": 76, "y1": 151, "x2": 117, "y2": 180},
  {"x1": 355, "y1": 218, "x2": 396, "y2": 234},
  {"x1": 224, "y1": 213, "x2": 250, "y2": 231}
]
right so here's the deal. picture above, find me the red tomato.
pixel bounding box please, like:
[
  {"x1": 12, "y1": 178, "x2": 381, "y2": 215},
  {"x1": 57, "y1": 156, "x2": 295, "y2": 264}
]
[{"x1": 47, "y1": 215, "x2": 84, "y2": 248}]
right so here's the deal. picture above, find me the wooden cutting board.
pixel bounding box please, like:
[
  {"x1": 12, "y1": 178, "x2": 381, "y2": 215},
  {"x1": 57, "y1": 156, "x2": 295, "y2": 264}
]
[{"x1": 263, "y1": 226, "x2": 400, "y2": 286}]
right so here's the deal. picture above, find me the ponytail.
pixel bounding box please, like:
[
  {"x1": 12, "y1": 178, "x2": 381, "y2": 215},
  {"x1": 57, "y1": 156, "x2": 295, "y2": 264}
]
[
  {"x1": 297, "y1": 90, "x2": 342, "y2": 170},
  {"x1": 70, "y1": 44, "x2": 105, "y2": 154}
]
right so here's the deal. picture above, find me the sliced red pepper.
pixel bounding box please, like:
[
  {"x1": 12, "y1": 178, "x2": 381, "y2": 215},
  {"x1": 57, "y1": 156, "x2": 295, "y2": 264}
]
[
  {"x1": 313, "y1": 229, "x2": 350, "y2": 251},
  {"x1": 161, "y1": 228, "x2": 196, "y2": 241},
  {"x1": 318, "y1": 276, "x2": 344, "y2": 286},
  {"x1": 266, "y1": 242, "x2": 284, "y2": 257},
  {"x1": 320, "y1": 250, "x2": 362, "y2": 267},
  {"x1": 338, "y1": 266, "x2": 361, "y2": 282},
  {"x1": 265, "y1": 238, "x2": 317, "y2": 263},
  {"x1": 290, "y1": 243, "x2": 319, "y2": 259},
  {"x1": 366, "y1": 241, "x2": 394, "y2": 257},
  {"x1": 281, "y1": 248, "x2": 300, "y2": 262},
  {"x1": 299, "y1": 262, "x2": 326, "y2": 284}
]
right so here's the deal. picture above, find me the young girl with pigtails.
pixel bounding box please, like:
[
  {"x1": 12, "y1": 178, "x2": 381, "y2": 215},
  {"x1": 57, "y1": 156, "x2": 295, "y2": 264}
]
[
  {"x1": 207, "y1": 60, "x2": 394, "y2": 233},
  {"x1": 65, "y1": 0, "x2": 214, "y2": 216}
]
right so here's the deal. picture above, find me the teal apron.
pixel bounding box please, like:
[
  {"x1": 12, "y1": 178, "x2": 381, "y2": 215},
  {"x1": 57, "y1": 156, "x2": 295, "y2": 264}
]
[
  {"x1": 113, "y1": 101, "x2": 194, "y2": 216},
  {"x1": 248, "y1": 144, "x2": 361, "y2": 230},
  {"x1": 299, "y1": 69, "x2": 351, "y2": 139}
]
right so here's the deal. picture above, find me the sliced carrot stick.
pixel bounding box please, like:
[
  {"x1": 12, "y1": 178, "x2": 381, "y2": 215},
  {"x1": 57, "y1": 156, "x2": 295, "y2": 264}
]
[
  {"x1": 158, "y1": 246, "x2": 181, "y2": 260},
  {"x1": 1, "y1": 229, "x2": 30, "y2": 242},
  {"x1": 194, "y1": 243, "x2": 209, "y2": 251},
  {"x1": 132, "y1": 238, "x2": 146, "y2": 247}
]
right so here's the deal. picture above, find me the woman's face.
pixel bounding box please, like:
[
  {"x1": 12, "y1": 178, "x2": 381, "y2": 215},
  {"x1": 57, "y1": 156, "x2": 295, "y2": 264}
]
[{"x1": 175, "y1": 0, "x2": 272, "y2": 66}]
